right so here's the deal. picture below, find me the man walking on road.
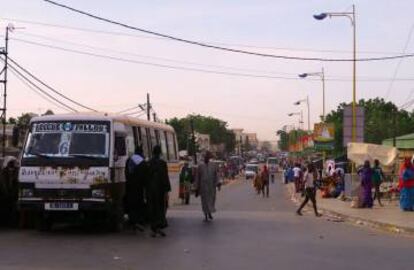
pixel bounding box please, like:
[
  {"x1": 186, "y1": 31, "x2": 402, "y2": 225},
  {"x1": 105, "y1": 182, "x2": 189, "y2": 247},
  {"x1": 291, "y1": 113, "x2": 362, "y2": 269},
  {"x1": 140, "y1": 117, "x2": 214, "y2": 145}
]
[
  {"x1": 196, "y1": 151, "x2": 219, "y2": 222},
  {"x1": 296, "y1": 163, "x2": 321, "y2": 217}
]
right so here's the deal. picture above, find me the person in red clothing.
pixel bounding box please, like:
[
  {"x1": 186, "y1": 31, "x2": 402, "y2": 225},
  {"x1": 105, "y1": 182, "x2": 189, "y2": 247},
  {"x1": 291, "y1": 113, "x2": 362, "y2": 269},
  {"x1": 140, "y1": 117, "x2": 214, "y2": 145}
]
[
  {"x1": 261, "y1": 165, "x2": 270, "y2": 198},
  {"x1": 399, "y1": 158, "x2": 414, "y2": 211}
]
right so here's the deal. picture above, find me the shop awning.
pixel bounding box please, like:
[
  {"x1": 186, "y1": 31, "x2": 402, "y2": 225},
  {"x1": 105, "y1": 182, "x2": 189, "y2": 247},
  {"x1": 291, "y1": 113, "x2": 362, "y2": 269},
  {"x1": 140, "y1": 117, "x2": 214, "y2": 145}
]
[{"x1": 347, "y1": 142, "x2": 398, "y2": 166}]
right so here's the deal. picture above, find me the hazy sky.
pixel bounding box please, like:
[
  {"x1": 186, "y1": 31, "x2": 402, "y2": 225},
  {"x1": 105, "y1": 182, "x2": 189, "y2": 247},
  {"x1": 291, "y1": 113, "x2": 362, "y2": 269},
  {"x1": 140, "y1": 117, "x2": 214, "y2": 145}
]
[{"x1": 1, "y1": 0, "x2": 414, "y2": 140}]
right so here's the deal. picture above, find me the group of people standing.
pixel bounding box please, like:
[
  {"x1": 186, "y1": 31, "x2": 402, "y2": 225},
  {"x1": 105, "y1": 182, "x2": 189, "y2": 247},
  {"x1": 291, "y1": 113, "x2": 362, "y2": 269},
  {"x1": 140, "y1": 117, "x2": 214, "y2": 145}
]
[
  {"x1": 357, "y1": 159, "x2": 384, "y2": 208},
  {"x1": 253, "y1": 165, "x2": 270, "y2": 197},
  {"x1": 124, "y1": 145, "x2": 171, "y2": 237}
]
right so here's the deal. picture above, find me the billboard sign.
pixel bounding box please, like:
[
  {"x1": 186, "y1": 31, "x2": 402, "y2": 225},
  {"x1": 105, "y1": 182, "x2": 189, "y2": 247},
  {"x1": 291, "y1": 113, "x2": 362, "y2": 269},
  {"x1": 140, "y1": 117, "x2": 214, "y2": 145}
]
[
  {"x1": 314, "y1": 123, "x2": 335, "y2": 150},
  {"x1": 343, "y1": 106, "x2": 364, "y2": 147}
]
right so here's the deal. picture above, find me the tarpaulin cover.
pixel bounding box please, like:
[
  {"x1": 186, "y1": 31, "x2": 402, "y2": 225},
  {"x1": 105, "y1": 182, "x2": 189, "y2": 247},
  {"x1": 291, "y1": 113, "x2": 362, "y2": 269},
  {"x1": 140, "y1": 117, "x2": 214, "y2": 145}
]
[{"x1": 347, "y1": 142, "x2": 398, "y2": 166}]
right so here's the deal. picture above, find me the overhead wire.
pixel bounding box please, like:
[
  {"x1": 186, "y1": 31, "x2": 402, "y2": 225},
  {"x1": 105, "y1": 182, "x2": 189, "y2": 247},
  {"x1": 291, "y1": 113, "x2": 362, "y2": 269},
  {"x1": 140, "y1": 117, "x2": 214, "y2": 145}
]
[
  {"x1": 14, "y1": 31, "x2": 305, "y2": 77},
  {"x1": 8, "y1": 67, "x2": 73, "y2": 112},
  {"x1": 18, "y1": 31, "x2": 414, "y2": 81},
  {"x1": 10, "y1": 37, "x2": 414, "y2": 82},
  {"x1": 385, "y1": 23, "x2": 414, "y2": 99},
  {"x1": 8, "y1": 57, "x2": 98, "y2": 112},
  {"x1": 116, "y1": 105, "x2": 143, "y2": 114},
  {"x1": 3, "y1": 61, "x2": 78, "y2": 112},
  {"x1": 42, "y1": 0, "x2": 414, "y2": 62},
  {"x1": 3, "y1": 16, "x2": 407, "y2": 56}
]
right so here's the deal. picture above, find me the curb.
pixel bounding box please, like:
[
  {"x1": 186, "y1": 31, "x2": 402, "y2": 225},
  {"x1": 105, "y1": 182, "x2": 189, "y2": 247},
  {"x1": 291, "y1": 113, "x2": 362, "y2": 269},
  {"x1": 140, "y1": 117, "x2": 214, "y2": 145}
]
[
  {"x1": 318, "y1": 206, "x2": 414, "y2": 236},
  {"x1": 285, "y1": 185, "x2": 414, "y2": 236}
]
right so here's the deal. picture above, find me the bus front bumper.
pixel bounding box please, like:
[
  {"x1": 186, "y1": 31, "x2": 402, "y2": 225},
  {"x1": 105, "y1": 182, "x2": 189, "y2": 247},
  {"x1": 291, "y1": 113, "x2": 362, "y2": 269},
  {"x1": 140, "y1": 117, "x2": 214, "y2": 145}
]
[{"x1": 18, "y1": 198, "x2": 110, "y2": 212}]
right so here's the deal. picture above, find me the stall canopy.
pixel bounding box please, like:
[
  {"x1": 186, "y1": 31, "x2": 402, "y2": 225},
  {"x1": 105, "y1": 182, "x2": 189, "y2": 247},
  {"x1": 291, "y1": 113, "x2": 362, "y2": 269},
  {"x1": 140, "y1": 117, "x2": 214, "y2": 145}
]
[{"x1": 347, "y1": 143, "x2": 398, "y2": 166}]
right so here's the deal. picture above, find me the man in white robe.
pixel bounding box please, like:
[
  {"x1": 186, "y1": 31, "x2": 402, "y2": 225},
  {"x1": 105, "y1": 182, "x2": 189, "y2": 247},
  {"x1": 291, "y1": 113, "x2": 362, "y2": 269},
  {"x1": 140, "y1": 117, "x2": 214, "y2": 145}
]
[{"x1": 196, "y1": 152, "x2": 219, "y2": 221}]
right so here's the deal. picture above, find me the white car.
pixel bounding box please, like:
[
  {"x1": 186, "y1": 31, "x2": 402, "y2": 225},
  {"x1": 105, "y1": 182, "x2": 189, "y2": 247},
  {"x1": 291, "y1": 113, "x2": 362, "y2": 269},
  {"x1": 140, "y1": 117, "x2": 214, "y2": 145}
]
[{"x1": 245, "y1": 164, "x2": 259, "y2": 180}]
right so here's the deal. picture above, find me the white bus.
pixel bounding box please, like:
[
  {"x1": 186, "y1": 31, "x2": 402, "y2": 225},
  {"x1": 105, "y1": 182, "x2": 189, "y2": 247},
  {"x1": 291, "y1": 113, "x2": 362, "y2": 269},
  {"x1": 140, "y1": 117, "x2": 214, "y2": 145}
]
[{"x1": 18, "y1": 112, "x2": 178, "y2": 230}]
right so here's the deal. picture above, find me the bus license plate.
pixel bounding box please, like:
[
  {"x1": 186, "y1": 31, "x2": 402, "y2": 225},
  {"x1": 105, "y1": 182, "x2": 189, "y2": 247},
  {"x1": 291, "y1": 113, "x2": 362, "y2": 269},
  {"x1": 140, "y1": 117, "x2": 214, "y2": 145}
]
[{"x1": 45, "y1": 202, "x2": 79, "y2": 211}]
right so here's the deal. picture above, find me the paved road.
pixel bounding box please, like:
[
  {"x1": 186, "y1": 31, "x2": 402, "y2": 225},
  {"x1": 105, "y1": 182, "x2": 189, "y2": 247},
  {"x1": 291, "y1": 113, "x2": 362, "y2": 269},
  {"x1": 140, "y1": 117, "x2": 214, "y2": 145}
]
[{"x1": 0, "y1": 177, "x2": 413, "y2": 270}]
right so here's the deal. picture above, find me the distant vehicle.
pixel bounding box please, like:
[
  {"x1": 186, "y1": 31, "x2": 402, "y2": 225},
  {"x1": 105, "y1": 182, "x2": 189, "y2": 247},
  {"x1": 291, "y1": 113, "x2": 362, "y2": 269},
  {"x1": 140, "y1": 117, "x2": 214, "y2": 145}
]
[
  {"x1": 267, "y1": 157, "x2": 279, "y2": 183},
  {"x1": 249, "y1": 158, "x2": 259, "y2": 164},
  {"x1": 18, "y1": 112, "x2": 179, "y2": 231},
  {"x1": 245, "y1": 163, "x2": 259, "y2": 180},
  {"x1": 229, "y1": 155, "x2": 244, "y2": 169}
]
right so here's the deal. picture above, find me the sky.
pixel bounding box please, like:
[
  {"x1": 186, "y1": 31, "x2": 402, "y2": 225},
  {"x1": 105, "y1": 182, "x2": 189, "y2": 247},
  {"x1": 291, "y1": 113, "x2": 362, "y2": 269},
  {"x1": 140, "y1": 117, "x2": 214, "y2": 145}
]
[{"x1": 1, "y1": 0, "x2": 414, "y2": 141}]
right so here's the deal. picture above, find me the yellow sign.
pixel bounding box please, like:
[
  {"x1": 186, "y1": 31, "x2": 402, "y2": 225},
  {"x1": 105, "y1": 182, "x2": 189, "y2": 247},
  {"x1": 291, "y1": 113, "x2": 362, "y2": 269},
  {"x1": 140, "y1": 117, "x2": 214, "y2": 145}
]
[{"x1": 314, "y1": 123, "x2": 335, "y2": 142}]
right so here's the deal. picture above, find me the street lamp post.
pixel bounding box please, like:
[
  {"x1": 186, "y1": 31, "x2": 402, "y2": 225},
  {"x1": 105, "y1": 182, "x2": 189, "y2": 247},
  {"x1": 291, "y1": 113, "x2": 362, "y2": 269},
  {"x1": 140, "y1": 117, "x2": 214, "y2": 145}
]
[
  {"x1": 299, "y1": 68, "x2": 325, "y2": 121},
  {"x1": 294, "y1": 97, "x2": 310, "y2": 132},
  {"x1": 314, "y1": 4, "x2": 356, "y2": 142},
  {"x1": 288, "y1": 111, "x2": 303, "y2": 130}
]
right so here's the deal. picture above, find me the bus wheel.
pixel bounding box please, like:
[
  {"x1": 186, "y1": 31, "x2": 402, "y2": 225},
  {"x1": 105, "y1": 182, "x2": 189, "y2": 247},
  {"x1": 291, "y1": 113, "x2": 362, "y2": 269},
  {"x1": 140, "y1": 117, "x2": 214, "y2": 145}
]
[
  {"x1": 106, "y1": 208, "x2": 123, "y2": 233},
  {"x1": 37, "y1": 213, "x2": 53, "y2": 232}
]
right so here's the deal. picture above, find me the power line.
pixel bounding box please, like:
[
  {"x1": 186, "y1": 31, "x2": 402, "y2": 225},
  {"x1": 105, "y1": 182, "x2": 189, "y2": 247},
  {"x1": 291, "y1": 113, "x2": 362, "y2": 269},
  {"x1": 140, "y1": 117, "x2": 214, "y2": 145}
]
[
  {"x1": 15, "y1": 32, "x2": 300, "y2": 77},
  {"x1": 8, "y1": 57, "x2": 98, "y2": 112},
  {"x1": 3, "y1": 17, "x2": 407, "y2": 56},
  {"x1": 8, "y1": 65, "x2": 73, "y2": 112},
  {"x1": 4, "y1": 61, "x2": 78, "y2": 112},
  {"x1": 20, "y1": 31, "x2": 414, "y2": 81},
  {"x1": 11, "y1": 37, "x2": 414, "y2": 82},
  {"x1": 42, "y1": 0, "x2": 414, "y2": 62},
  {"x1": 116, "y1": 105, "x2": 145, "y2": 114},
  {"x1": 385, "y1": 23, "x2": 414, "y2": 99}
]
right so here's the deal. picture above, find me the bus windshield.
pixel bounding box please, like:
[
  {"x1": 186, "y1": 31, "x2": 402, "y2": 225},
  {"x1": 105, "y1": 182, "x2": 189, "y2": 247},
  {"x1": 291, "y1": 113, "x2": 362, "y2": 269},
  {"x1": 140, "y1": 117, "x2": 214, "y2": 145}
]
[{"x1": 23, "y1": 121, "x2": 110, "y2": 158}]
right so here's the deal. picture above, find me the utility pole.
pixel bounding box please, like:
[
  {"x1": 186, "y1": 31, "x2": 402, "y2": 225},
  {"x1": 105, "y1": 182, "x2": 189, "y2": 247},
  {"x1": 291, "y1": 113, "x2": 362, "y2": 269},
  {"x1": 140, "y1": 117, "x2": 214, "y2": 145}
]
[
  {"x1": 0, "y1": 26, "x2": 10, "y2": 157},
  {"x1": 190, "y1": 117, "x2": 197, "y2": 165},
  {"x1": 146, "y1": 93, "x2": 151, "y2": 121},
  {"x1": 393, "y1": 107, "x2": 397, "y2": 147},
  {"x1": 152, "y1": 112, "x2": 157, "y2": 122}
]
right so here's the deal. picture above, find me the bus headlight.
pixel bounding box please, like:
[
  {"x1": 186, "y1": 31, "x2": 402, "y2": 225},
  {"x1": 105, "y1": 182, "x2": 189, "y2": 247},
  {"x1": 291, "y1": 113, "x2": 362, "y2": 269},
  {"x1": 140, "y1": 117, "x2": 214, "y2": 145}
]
[
  {"x1": 20, "y1": 188, "x2": 34, "y2": 198},
  {"x1": 91, "y1": 189, "x2": 105, "y2": 198}
]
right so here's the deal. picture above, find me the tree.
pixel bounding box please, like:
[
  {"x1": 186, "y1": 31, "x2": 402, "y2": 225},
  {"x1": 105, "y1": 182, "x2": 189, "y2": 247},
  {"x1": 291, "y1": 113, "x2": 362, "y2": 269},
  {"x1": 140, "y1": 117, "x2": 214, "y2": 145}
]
[
  {"x1": 277, "y1": 130, "x2": 289, "y2": 151},
  {"x1": 16, "y1": 113, "x2": 38, "y2": 129},
  {"x1": 7, "y1": 117, "x2": 17, "y2": 125},
  {"x1": 166, "y1": 114, "x2": 235, "y2": 155},
  {"x1": 42, "y1": 109, "x2": 54, "y2": 116},
  {"x1": 325, "y1": 98, "x2": 414, "y2": 154}
]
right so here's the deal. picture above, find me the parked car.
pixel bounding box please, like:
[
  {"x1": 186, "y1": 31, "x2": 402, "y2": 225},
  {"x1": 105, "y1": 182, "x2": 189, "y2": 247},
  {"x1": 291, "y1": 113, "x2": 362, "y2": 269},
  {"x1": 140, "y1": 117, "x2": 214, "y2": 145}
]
[{"x1": 245, "y1": 163, "x2": 259, "y2": 180}]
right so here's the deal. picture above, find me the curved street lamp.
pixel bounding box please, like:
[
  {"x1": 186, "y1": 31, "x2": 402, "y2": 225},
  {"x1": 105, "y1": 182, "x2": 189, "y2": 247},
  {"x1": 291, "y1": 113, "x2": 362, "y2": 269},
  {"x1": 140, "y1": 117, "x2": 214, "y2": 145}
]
[
  {"x1": 298, "y1": 68, "x2": 325, "y2": 121},
  {"x1": 293, "y1": 97, "x2": 310, "y2": 132},
  {"x1": 314, "y1": 5, "x2": 356, "y2": 142},
  {"x1": 288, "y1": 111, "x2": 303, "y2": 130}
]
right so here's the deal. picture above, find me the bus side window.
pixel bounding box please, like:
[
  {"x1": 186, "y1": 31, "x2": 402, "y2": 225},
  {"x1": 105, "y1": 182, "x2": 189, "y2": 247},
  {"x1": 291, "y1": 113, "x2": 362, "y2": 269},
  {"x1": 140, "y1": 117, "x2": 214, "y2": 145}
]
[
  {"x1": 114, "y1": 135, "x2": 126, "y2": 161},
  {"x1": 140, "y1": 127, "x2": 150, "y2": 159},
  {"x1": 125, "y1": 126, "x2": 135, "y2": 156},
  {"x1": 149, "y1": 128, "x2": 157, "y2": 149},
  {"x1": 132, "y1": 126, "x2": 141, "y2": 148},
  {"x1": 166, "y1": 132, "x2": 176, "y2": 161},
  {"x1": 159, "y1": 130, "x2": 168, "y2": 161}
]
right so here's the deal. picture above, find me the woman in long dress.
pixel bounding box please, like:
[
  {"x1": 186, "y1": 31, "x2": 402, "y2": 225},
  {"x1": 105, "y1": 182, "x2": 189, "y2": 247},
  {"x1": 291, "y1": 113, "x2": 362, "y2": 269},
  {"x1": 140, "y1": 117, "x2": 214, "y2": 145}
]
[
  {"x1": 399, "y1": 158, "x2": 414, "y2": 211},
  {"x1": 358, "y1": 160, "x2": 373, "y2": 208}
]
